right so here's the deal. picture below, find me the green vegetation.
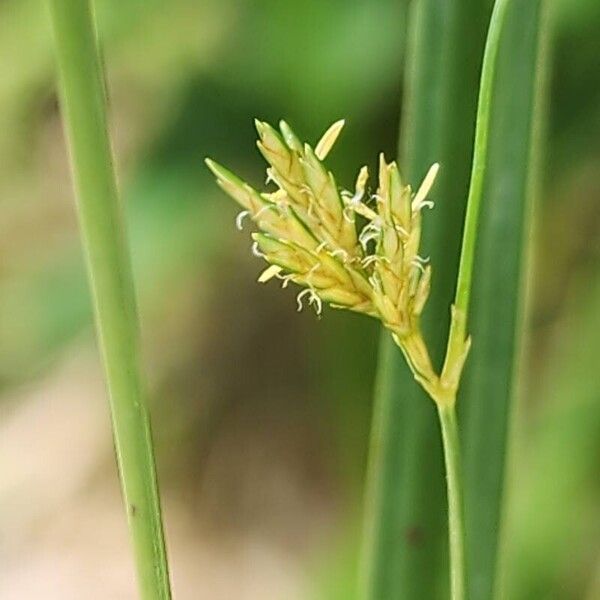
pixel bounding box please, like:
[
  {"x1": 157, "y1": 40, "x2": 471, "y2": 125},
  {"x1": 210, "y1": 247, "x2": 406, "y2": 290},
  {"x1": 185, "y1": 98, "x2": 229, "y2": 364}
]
[
  {"x1": 46, "y1": 1, "x2": 171, "y2": 597},
  {"x1": 2, "y1": 0, "x2": 598, "y2": 598}
]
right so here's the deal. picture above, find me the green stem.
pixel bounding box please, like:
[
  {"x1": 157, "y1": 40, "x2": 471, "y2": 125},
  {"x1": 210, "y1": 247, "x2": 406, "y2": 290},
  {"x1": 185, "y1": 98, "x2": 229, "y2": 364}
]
[
  {"x1": 438, "y1": 404, "x2": 466, "y2": 600},
  {"x1": 46, "y1": 2, "x2": 172, "y2": 598},
  {"x1": 447, "y1": 0, "x2": 512, "y2": 348},
  {"x1": 434, "y1": 1, "x2": 514, "y2": 596}
]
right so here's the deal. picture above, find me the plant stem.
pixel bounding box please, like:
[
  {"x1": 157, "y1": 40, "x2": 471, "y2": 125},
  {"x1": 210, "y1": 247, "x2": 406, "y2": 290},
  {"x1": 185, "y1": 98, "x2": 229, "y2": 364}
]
[
  {"x1": 446, "y1": 0, "x2": 512, "y2": 351},
  {"x1": 46, "y1": 1, "x2": 172, "y2": 598},
  {"x1": 438, "y1": 404, "x2": 466, "y2": 600}
]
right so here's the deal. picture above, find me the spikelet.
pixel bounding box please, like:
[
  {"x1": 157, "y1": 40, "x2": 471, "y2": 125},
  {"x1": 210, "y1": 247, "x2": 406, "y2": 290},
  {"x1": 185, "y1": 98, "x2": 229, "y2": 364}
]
[{"x1": 206, "y1": 120, "x2": 468, "y2": 405}]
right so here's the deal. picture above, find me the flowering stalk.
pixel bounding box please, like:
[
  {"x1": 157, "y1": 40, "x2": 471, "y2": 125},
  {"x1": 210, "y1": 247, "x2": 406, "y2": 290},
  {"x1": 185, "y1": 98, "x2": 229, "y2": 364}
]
[
  {"x1": 443, "y1": 0, "x2": 512, "y2": 387},
  {"x1": 46, "y1": 1, "x2": 171, "y2": 598},
  {"x1": 438, "y1": 1, "x2": 513, "y2": 596},
  {"x1": 206, "y1": 4, "x2": 511, "y2": 597},
  {"x1": 206, "y1": 119, "x2": 469, "y2": 594}
]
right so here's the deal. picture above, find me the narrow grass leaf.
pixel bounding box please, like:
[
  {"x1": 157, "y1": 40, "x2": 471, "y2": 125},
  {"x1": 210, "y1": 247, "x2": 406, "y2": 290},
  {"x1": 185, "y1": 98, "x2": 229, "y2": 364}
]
[
  {"x1": 459, "y1": 1, "x2": 547, "y2": 598},
  {"x1": 360, "y1": 0, "x2": 494, "y2": 597}
]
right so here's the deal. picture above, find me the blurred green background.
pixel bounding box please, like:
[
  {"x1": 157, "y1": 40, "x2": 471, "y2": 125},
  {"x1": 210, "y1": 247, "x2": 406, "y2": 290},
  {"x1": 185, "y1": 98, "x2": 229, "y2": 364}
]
[{"x1": 0, "y1": 0, "x2": 598, "y2": 598}]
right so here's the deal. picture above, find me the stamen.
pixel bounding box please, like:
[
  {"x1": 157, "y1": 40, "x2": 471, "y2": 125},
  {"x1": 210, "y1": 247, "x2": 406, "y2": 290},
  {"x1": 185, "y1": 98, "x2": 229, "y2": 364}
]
[
  {"x1": 258, "y1": 264, "x2": 283, "y2": 283},
  {"x1": 412, "y1": 163, "x2": 439, "y2": 212}
]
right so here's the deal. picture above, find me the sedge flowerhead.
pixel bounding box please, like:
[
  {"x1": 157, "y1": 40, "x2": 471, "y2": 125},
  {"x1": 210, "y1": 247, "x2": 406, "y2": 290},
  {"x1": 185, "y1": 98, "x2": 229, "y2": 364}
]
[{"x1": 206, "y1": 120, "x2": 469, "y2": 404}]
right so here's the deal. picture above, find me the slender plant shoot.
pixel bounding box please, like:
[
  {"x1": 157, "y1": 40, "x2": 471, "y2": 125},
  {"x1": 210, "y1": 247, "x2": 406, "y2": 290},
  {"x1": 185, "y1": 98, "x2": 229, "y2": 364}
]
[
  {"x1": 206, "y1": 1, "x2": 513, "y2": 598},
  {"x1": 206, "y1": 119, "x2": 468, "y2": 592},
  {"x1": 46, "y1": 1, "x2": 172, "y2": 598}
]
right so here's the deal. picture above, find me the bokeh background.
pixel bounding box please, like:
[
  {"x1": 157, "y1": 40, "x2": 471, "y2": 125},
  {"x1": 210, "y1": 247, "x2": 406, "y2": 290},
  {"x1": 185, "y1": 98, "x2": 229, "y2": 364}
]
[{"x1": 1, "y1": 0, "x2": 599, "y2": 598}]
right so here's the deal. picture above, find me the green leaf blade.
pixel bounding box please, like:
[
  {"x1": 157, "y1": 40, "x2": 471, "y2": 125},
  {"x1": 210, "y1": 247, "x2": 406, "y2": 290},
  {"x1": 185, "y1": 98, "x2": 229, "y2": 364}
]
[
  {"x1": 460, "y1": 1, "x2": 547, "y2": 598},
  {"x1": 360, "y1": 0, "x2": 494, "y2": 597}
]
